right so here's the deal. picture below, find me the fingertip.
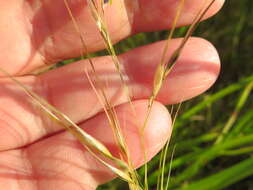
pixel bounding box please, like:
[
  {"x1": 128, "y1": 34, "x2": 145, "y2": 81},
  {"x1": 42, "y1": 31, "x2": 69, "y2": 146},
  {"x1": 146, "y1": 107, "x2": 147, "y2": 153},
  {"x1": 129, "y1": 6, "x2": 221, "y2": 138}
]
[
  {"x1": 207, "y1": 0, "x2": 225, "y2": 18},
  {"x1": 133, "y1": 0, "x2": 225, "y2": 32},
  {"x1": 162, "y1": 37, "x2": 220, "y2": 103},
  {"x1": 119, "y1": 100, "x2": 172, "y2": 167},
  {"x1": 82, "y1": 99, "x2": 172, "y2": 167},
  {"x1": 121, "y1": 37, "x2": 221, "y2": 104},
  {"x1": 139, "y1": 100, "x2": 172, "y2": 157}
]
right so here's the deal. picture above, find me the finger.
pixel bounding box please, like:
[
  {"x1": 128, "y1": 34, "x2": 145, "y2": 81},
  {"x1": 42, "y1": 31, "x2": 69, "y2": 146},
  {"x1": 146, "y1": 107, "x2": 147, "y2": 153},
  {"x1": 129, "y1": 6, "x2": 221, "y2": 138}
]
[
  {"x1": 0, "y1": 37, "x2": 220, "y2": 151},
  {"x1": 1, "y1": 0, "x2": 224, "y2": 75},
  {"x1": 40, "y1": 37, "x2": 220, "y2": 120},
  {"x1": 0, "y1": 100, "x2": 171, "y2": 189}
]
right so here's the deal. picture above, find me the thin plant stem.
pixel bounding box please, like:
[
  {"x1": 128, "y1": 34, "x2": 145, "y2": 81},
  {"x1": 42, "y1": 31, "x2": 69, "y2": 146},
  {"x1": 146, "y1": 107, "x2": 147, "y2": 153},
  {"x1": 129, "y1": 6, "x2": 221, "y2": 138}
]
[
  {"x1": 63, "y1": 1, "x2": 141, "y2": 188},
  {"x1": 140, "y1": 1, "x2": 185, "y2": 189},
  {"x1": 161, "y1": 103, "x2": 181, "y2": 190},
  {"x1": 215, "y1": 81, "x2": 253, "y2": 144},
  {"x1": 165, "y1": 145, "x2": 177, "y2": 190}
]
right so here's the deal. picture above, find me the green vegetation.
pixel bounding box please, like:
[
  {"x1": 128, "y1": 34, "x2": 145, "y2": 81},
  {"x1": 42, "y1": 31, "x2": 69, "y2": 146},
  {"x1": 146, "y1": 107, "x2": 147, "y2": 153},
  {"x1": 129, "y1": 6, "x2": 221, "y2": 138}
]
[{"x1": 98, "y1": 1, "x2": 253, "y2": 189}]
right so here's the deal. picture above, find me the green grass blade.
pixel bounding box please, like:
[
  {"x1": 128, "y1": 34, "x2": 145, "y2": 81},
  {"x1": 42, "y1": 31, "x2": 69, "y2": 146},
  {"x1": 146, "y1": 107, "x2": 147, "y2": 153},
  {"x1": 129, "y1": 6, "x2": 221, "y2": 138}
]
[
  {"x1": 215, "y1": 81, "x2": 253, "y2": 143},
  {"x1": 177, "y1": 75, "x2": 253, "y2": 127},
  {"x1": 176, "y1": 157, "x2": 253, "y2": 190},
  {"x1": 170, "y1": 134, "x2": 253, "y2": 187}
]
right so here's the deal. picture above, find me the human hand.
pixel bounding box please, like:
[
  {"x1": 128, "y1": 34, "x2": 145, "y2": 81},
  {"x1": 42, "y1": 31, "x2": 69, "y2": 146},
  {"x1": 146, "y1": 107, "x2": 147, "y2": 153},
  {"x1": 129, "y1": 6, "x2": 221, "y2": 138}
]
[{"x1": 0, "y1": 0, "x2": 224, "y2": 189}]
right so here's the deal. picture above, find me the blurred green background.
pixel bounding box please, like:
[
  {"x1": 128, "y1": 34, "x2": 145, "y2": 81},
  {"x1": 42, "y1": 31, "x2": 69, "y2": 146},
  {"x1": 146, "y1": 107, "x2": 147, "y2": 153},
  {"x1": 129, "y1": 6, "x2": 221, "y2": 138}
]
[{"x1": 97, "y1": 0, "x2": 253, "y2": 189}]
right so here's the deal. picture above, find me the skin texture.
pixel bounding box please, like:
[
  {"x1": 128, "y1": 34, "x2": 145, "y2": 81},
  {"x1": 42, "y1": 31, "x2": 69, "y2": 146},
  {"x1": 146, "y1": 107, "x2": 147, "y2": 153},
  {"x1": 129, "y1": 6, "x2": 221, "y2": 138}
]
[{"x1": 0, "y1": 0, "x2": 224, "y2": 189}]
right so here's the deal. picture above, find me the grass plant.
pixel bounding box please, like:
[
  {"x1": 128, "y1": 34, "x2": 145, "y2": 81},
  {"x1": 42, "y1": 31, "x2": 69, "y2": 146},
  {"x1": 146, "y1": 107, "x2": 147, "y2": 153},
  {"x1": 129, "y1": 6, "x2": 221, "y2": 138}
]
[{"x1": 1, "y1": 0, "x2": 253, "y2": 190}]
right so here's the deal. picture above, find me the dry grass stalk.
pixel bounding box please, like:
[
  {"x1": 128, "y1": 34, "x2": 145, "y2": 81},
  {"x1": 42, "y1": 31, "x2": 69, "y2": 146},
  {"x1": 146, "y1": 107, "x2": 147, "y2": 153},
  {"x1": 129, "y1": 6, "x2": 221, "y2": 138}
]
[
  {"x1": 63, "y1": 0, "x2": 140, "y2": 189},
  {"x1": 63, "y1": 0, "x2": 131, "y2": 160},
  {"x1": 143, "y1": 0, "x2": 216, "y2": 133},
  {"x1": 63, "y1": 0, "x2": 129, "y2": 160},
  {"x1": 0, "y1": 67, "x2": 134, "y2": 183},
  {"x1": 159, "y1": 104, "x2": 181, "y2": 190},
  {"x1": 133, "y1": 0, "x2": 218, "y2": 189},
  {"x1": 140, "y1": 1, "x2": 185, "y2": 189},
  {"x1": 87, "y1": 0, "x2": 134, "y2": 109},
  {"x1": 0, "y1": 0, "x2": 218, "y2": 189}
]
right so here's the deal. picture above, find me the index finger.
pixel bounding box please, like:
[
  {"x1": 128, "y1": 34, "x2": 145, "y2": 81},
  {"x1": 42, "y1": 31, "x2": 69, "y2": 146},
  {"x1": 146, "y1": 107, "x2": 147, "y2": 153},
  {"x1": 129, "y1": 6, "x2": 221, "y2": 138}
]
[{"x1": 0, "y1": 0, "x2": 224, "y2": 75}]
